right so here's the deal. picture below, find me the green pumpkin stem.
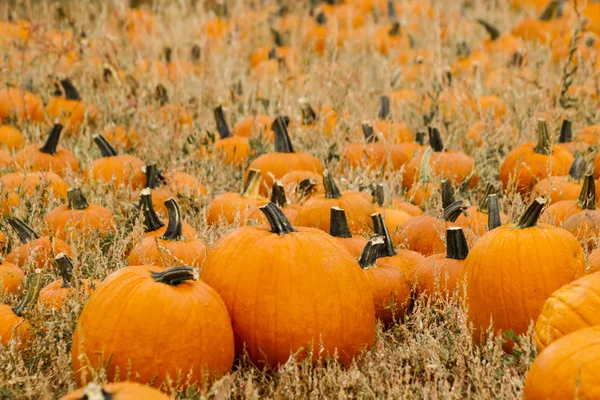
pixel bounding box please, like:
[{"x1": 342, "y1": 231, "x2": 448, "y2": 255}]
[
  {"x1": 139, "y1": 188, "x2": 165, "y2": 233},
  {"x1": 428, "y1": 126, "x2": 444, "y2": 152},
  {"x1": 6, "y1": 217, "x2": 39, "y2": 243},
  {"x1": 299, "y1": 98, "x2": 317, "y2": 125},
  {"x1": 559, "y1": 119, "x2": 573, "y2": 143},
  {"x1": 358, "y1": 236, "x2": 386, "y2": 269},
  {"x1": 323, "y1": 170, "x2": 342, "y2": 199},
  {"x1": 242, "y1": 169, "x2": 262, "y2": 199},
  {"x1": 60, "y1": 78, "x2": 81, "y2": 101},
  {"x1": 476, "y1": 19, "x2": 501, "y2": 41},
  {"x1": 534, "y1": 119, "x2": 552, "y2": 155},
  {"x1": 54, "y1": 253, "x2": 75, "y2": 288},
  {"x1": 362, "y1": 122, "x2": 377, "y2": 143},
  {"x1": 418, "y1": 148, "x2": 433, "y2": 184},
  {"x1": 273, "y1": 116, "x2": 295, "y2": 153},
  {"x1": 92, "y1": 134, "x2": 118, "y2": 157},
  {"x1": 161, "y1": 198, "x2": 185, "y2": 241},
  {"x1": 67, "y1": 188, "x2": 89, "y2": 210},
  {"x1": 446, "y1": 227, "x2": 469, "y2": 260},
  {"x1": 444, "y1": 201, "x2": 466, "y2": 222},
  {"x1": 371, "y1": 213, "x2": 397, "y2": 256},
  {"x1": 478, "y1": 183, "x2": 498, "y2": 213},
  {"x1": 441, "y1": 179, "x2": 455, "y2": 210},
  {"x1": 577, "y1": 173, "x2": 596, "y2": 210},
  {"x1": 152, "y1": 266, "x2": 198, "y2": 286},
  {"x1": 271, "y1": 181, "x2": 288, "y2": 208},
  {"x1": 568, "y1": 156, "x2": 586, "y2": 180},
  {"x1": 377, "y1": 96, "x2": 391, "y2": 119},
  {"x1": 39, "y1": 124, "x2": 63, "y2": 155},
  {"x1": 516, "y1": 197, "x2": 547, "y2": 228},
  {"x1": 330, "y1": 207, "x2": 352, "y2": 238},
  {"x1": 487, "y1": 194, "x2": 502, "y2": 230},
  {"x1": 260, "y1": 202, "x2": 297, "y2": 235},
  {"x1": 214, "y1": 105, "x2": 233, "y2": 139},
  {"x1": 12, "y1": 270, "x2": 42, "y2": 316}
]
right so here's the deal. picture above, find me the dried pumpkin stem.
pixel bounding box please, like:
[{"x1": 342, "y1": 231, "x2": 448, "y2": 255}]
[
  {"x1": 476, "y1": 19, "x2": 501, "y2": 41},
  {"x1": 151, "y1": 266, "x2": 198, "y2": 286},
  {"x1": 377, "y1": 96, "x2": 391, "y2": 120},
  {"x1": 568, "y1": 156, "x2": 586, "y2": 180},
  {"x1": 273, "y1": 116, "x2": 295, "y2": 153},
  {"x1": 478, "y1": 183, "x2": 497, "y2": 213},
  {"x1": 299, "y1": 99, "x2": 317, "y2": 125},
  {"x1": 242, "y1": 169, "x2": 262, "y2": 199},
  {"x1": 387, "y1": 1, "x2": 397, "y2": 18},
  {"x1": 534, "y1": 119, "x2": 552, "y2": 155},
  {"x1": 60, "y1": 78, "x2": 81, "y2": 101},
  {"x1": 297, "y1": 178, "x2": 317, "y2": 197},
  {"x1": 330, "y1": 207, "x2": 352, "y2": 238},
  {"x1": 191, "y1": 44, "x2": 201, "y2": 63},
  {"x1": 271, "y1": 181, "x2": 288, "y2": 208},
  {"x1": 161, "y1": 198, "x2": 185, "y2": 241},
  {"x1": 55, "y1": 253, "x2": 75, "y2": 288},
  {"x1": 323, "y1": 170, "x2": 342, "y2": 199},
  {"x1": 139, "y1": 188, "x2": 165, "y2": 233},
  {"x1": 6, "y1": 217, "x2": 39, "y2": 243},
  {"x1": 444, "y1": 201, "x2": 466, "y2": 222},
  {"x1": 373, "y1": 183, "x2": 389, "y2": 207},
  {"x1": 144, "y1": 163, "x2": 161, "y2": 189},
  {"x1": 315, "y1": 12, "x2": 327, "y2": 25},
  {"x1": 539, "y1": 0, "x2": 559, "y2": 21},
  {"x1": 446, "y1": 227, "x2": 469, "y2": 260},
  {"x1": 92, "y1": 134, "x2": 118, "y2": 157},
  {"x1": 371, "y1": 213, "x2": 397, "y2": 256},
  {"x1": 440, "y1": 179, "x2": 455, "y2": 210},
  {"x1": 362, "y1": 122, "x2": 377, "y2": 143},
  {"x1": 260, "y1": 202, "x2": 297, "y2": 235},
  {"x1": 388, "y1": 21, "x2": 401, "y2": 36},
  {"x1": 415, "y1": 130, "x2": 426, "y2": 145},
  {"x1": 577, "y1": 173, "x2": 596, "y2": 210},
  {"x1": 214, "y1": 105, "x2": 233, "y2": 139},
  {"x1": 358, "y1": 236, "x2": 386, "y2": 269},
  {"x1": 487, "y1": 194, "x2": 502, "y2": 230},
  {"x1": 418, "y1": 148, "x2": 433, "y2": 184},
  {"x1": 428, "y1": 127, "x2": 444, "y2": 152},
  {"x1": 40, "y1": 124, "x2": 63, "y2": 155},
  {"x1": 559, "y1": 119, "x2": 573, "y2": 143},
  {"x1": 516, "y1": 197, "x2": 547, "y2": 228},
  {"x1": 271, "y1": 27, "x2": 284, "y2": 47},
  {"x1": 12, "y1": 270, "x2": 42, "y2": 316},
  {"x1": 67, "y1": 188, "x2": 89, "y2": 210}
]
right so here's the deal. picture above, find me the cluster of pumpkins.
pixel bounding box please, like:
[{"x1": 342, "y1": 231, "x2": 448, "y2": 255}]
[{"x1": 3, "y1": 0, "x2": 600, "y2": 398}]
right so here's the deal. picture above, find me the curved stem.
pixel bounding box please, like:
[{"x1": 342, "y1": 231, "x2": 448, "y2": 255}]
[
  {"x1": 362, "y1": 123, "x2": 377, "y2": 143},
  {"x1": 358, "y1": 236, "x2": 385, "y2": 269},
  {"x1": 534, "y1": 119, "x2": 552, "y2": 155},
  {"x1": 139, "y1": 188, "x2": 165, "y2": 233},
  {"x1": 67, "y1": 188, "x2": 89, "y2": 210},
  {"x1": 271, "y1": 181, "x2": 288, "y2": 208},
  {"x1": 516, "y1": 197, "x2": 546, "y2": 228},
  {"x1": 144, "y1": 163, "x2": 161, "y2": 189},
  {"x1": 242, "y1": 169, "x2": 262, "y2": 199},
  {"x1": 92, "y1": 135, "x2": 118, "y2": 157},
  {"x1": 12, "y1": 270, "x2": 42, "y2": 316},
  {"x1": 441, "y1": 179, "x2": 455, "y2": 210},
  {"x1": 568, "y1": 156, "x2": 586, "y2": 180},
  {"x1": 577, "y1": 173, "x2": 596, "y2": 210},
  {"x1": 330, "y1": 207, "x2": 352, "y2": 238},
  {"x1": 214, "y1": 105, "x2": 233, "y2": 139},
  {"x1": 299, "y1": 99, "x2": 317, "y2": 125},
  {"x1": 260, "y1": 202, "x2": 296, "y2": 235},
  {"x1": 39, "y1": 124, "x2": 63, "y2": 155},
  {"x1": 151, "y1": 266, "x2": 198, "y2": 286},
  {"x1": 476, "y1": 19, "x2": 501, "y2": 41},
  {"x1": 161, "y1": 198, "x2": 185, "y2": 241},
  {"x1": 487, "y1": 194, "x2": 502, "y2": 230},
  {"x1": 273, "y1": 116, "x2": 295, "y2": 153},
  {"x1": 446, "y1": 227, "x2": 469, "y2": 260},
  {"x1": 478, "y1": 183, "x2": 498, "y2": 213},
  {"x1": 55, "y1": 253, "x2": 74, "y2": 288},
  {"x1": 559, "y1": 119, "x2": 573, "y2": 143},
  {"x1": 6, "y1": 217, "x2": 39, "y2": 243},
  {"x1": 377, "y1": 96, "x2": 391, "y2": 120},
  {"x1": 444, "y1": 201, "x2": 466, "y2": 222},
  {"x1": 371, "y1": 213, "x2": 397, "y2": 256},
  {"x1": 60, "y1": 78, "x2": 81, "y2": 101},
  {"x1": 428, "y1": 127, "x2": 444, "y2": 152},
  {"x1": 323, "y1": 170, "x2": 342, "y2": 199},
  {"x1": 418, "y1": 148, "x2": 433, "y2": 184}
]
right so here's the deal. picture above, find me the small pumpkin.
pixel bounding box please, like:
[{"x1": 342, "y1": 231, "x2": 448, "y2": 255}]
[
  {"x1": 373, "y1": 183, "x2": 423, "y2": 217},
  {"x1": 406, "y1": 148, "x2": 439, "y2": 207},
  {"x1": 533, "y1": 155, "x2": 586, "y2": 204},
  {"x1": 542, "y1": 172, "x2": 596, "y2": 226},
  {"x1": 232, "y1": 114, "x2": 275, "y2": 139},
  {"x1": 0, "y1": 271, "x2": 41, "y2": 349},
  {"x1": 59, "y1": 382, "x2": 169, "y2": 400},
  {"x1": 164, "y1": 170, "x2": 208, "y2": 198},
  {"x1": 102, "y1": 125, "x2": 141, "y2": 150},
  {"x1": 247, "y1": 180, "x2": 299, "y2": 224},
  {"x1": 561, "y1": 178, "x2": 600, "y2": 249},
  {"x1": 0, "y1": 258, "x2": 24, "y2": 295},
  {"x1": 0, "y1": 171, "x2": 68, "y2": 205},
  {"x1": 39, "y1": 253, "x2": 98, "y2": 309},
  {"x1": 0, "y1": 124, "x2": 26, "y2": 151},
  {"x1": 556, "y1": 119, "x2": 588, "y2": 154},
  {"x1": 130, "y1": 163, "x2": 176, "y2": 216},
  {"x1": 210, "y1": 105, "x2": 250, "y2": 165},
  {"x1": 280, "y1": 170, "x2": 324, "y2": 204},
  {"x1": 329, "y1": 207, "x2": 368, "y2": 257},
  {"x1": 47, "y1": 79, "x2": 99, "y2": 131},
  {"x1": 361, "y1": 96, "x2": 413, "y2": 144},
  {"x1": 0, "y1": 87, "x2": 44, "y2": 123},
  {"x1": 455, "y1": 184, "x2": 509, "y2": 236},
  {"x1": 0, "y1": 148, "x2": 13, "y2": 168}
]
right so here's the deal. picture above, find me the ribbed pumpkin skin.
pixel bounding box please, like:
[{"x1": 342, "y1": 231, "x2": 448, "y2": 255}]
[
  {"x1": 589, "y1": 248, "x2": 600, "y2": 273},
  {"x1": 0, "y1": 305, "x2": 30, "y2": 348},
  {"x1": 201, "y1": 226, "x2": 376, "y2": 368},
  {"x1": 410, "y1": 254, "x2": 464, "y2": 297},
  {"x1": 535, "y1": 272, "x2": 600, "y2": 351},
  {"x1": 464, "y1": 223, "x2": 585, "y2": 349},
  {"x1": 71, "y1": 266, "x2": 234, "y2": 387},
  {"x1": 523, "y1": 327, "x2": 600, "y2": 400},
  {"x1": 59, "y1": 382, "x2": 169, "y2": 400},
  {"x1": 363, "y1": 263, "x2": 410, "y2": 325}
]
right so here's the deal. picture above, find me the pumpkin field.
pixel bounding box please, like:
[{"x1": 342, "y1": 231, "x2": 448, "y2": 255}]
[{"x1": 2, "y1": 0, "x2": 600, "y2": 398}]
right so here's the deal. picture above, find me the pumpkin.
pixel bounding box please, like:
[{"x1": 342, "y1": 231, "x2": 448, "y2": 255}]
[
  {"x1": 410, "y1": 227, "x2": 468, "y2": 297},
  {"x1": 44, "y1": 187, "x2": 115, "y2": 241},
  {"x1": 295, "y1": 170, "x2": 374, "y2": 235},
  {"x1": 102, "y1": 125, "x2": 141, "y2": 150},
  {"x1": 60, "y1": 382, "x2": 169, "y2": 400},
  {"x1": 0, "y1": 124, "x2": 26, "y2": 151},
  {"x1": 5, "y1": 217, "x2": 73, "y2": 273},
  {"x1": 556, "y1": 119, "x2": 588, "y2": 154},
  {"x1": 84, "y1": 134, "x2": 146, "y2": 189},
  {"x1": 233, "y1": 114, "x2": 275, "y2": 139},
  {"x1": 130, "y1": 163, "x2": 176, "y2": 216},
  {"x1": 280, "y1": 170, "x2": 324, "y2": 204},
  {"x1": 0, "y1": 271, "x2": 41, "y2": 349},
  {"x1": 206, "y1": 169, "x2": 266, "y2": 226},
  {"x1": 39, "y1": 253, "x2": 98, "y2": 309},
  {"x1": 523, "y1": 326, "x2": 600, "y2": 400},
  {"x1": 47, "y1": 79, "x2": 99, "y2": 131},
  {"x1": 561, "y1": 179, "x2": 600, "y2": 249},
  {"x1": 0, "y1": 148, "x2": 13, "y2": 168},
  {"x1": 202, "y1": 203, "x2": 375, "y2": 367},
  {"x1": 358, "y1": 236, "x2": 411, "y2": 325},
  {"x1": 245, "y1": 116, "x2": 323, "y2": 195},
  {"x1": 455, "y1": 183, "x2": 509, "y2": 237},
  {"x1": 477, "y1": 19, "x2": 525, "y2": 62},
  {"x1": 533, "y1": 155, "x2": 586, "y2": 205},
  {"x1": 406, "y1": 148, "x2": 439, "y2": 207},
  {"x1": 576, "y1": 124, "x2": 600, "y2": 148},
  {"x1": 0, "y1": 259, "x2": 24, "y2": 295},
  {"x1": 129, "y1": 198, "x2": 207, "y2": 268},
  {"x1": 329, "y1": 207, "x2": 368, "y2": 257},
  {"x1": 136, "y1": 189, "x2": 197, "y2": 240},
  {"x1": 71, "y1": 265, "x2": 234, "y2": 387},
  {"x1": 0, "y1": 171, "x2": 68, "y2": 206},
  {"x1": 164, "y1": 170, "x2": 208, "y2": 198},
  {"x1": 464, "y1": 197, "x2": 586, "y2": 351},
  {"x1": 209, "y1": 105, "x2": 250, "y2": 165},
  {"x1": 343, "y1": 122, "x2": 409, "y2": 171},
  {"x1": 499, "y1": 118, "x2": 574, "y2": 194},
  {"x1": 373, "y1": 183, "x2": 423, "y2": 217},
  {"x1": 0, "y1": 87, "x2": 44, "y2": 123},
  {"x1": 511, "y1": 1, "x2": 570, "y2": 45},
  {"x1": 361, "y1": 96, "x2": 413, "y2": 144},
  {"x1": 298, "y1": 99, "x2": 339, "y2": 137},
  {"x1": 247, "y1": 181, "x2": 299, "y2": 224},
  {"x1": 542, "y1": 172, "x2": 595, "y2": 226},
  {"x1": 372, "y1": 21, "x2": 411, "y2": 55}
]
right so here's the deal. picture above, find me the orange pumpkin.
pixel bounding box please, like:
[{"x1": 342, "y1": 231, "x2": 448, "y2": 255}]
[
  {"x1": 406, "y1": 148, "x2": 439, "y2": 207},
  {"x1": 372, "y1": 183, "x2": 423, "y2": 217},
  {"x1": 0, "y1": 87, "x2": 44, "y2": 123},
  {"x1": 0, "y1": 124, "x2": 26, "y2": 151},
  {"x1": 329, "y1": 207, "x2": 368, "y2": 258},
  {"x1": 246, "y1": 181, "x2": 299, "y2": 224},
  {"x1": 164, "y1": 170, "x2": 208, "y2": 198},
  {"x1": 0, "y1": 271, "x2": 41, "y2": 349},
  {"x1": 39, "y1": 253, "x2": 98, "y2": 309},
  {"x1": 0, "y1": 148, "x2": 13, "y2": 168},
  {"x1": 280, "y1": 170, "x2": 324, "y2": 204},
  {"x1": 362, "y1": 96, "x2": 413, "y2": 144},
  {"x1": 561, "y1": 182, "x2": 600, "y2": 250},
  {"x1": 209, "y1": 105, "x2": 250, "y2": 165},
  {"x1": 533, "y1": 155, "x2": 586, "y2": 205},
  {"x1": 542, "y1": 172, "x2": 595, "y2": 226},
  {"x1": 0, "y1": 259, "x2": 24, "y2": 295},
  {"x1": 233, "y1": 114, "x2": 275, "y2": 139},
  {"x1": 455, "y1": 184, "x2": 509, "y2": 237},
  {"x1": 47, "y1": 79, "x2": 99, "y2": 131},
  {"x1": 136, "y1": 189, "x2": 197, "y2": 241},
  {"x1": 0, "y1": 171, "x2": 68, "y2": 214},
  {"x1": 130, "y1": 164, "x2": 176, "y2": 216}
]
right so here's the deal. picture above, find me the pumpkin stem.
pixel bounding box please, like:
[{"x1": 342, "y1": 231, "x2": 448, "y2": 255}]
[
  {"x1": 387, "y1": 1, "x2": 397, "y2": 18},
  {"x1": 299, "y1": 98, "x2": 317, "y2": 125},
  {"x1": 576, "y1": 173, "x2": 596, "y2": 210},
  {"x1": 371, "y1": 213, "x2": 397, "y2": 256},
  {"x1": 260, "y1": 202, "x2": 297, "y2": 235},
  {"x1": 92, "y1": 135, "x2": 118, "y2": 157},
  {"x1": 323, "y1": 170, "x2": 342, "y2": 199},
  {"x1": 428, "y1": 126, "x2": 444, "y2": 152},
  {"x1": 559, "y1": 119, "x2": 573, "y2": 143},
  {"x1": 388, "y1": 21, "x2": 401, "y2": 36},
  {"x1": 568, "y1": 156, "x2": 586, "y2": 180},
  {"x1": 297, "y1": 178, "x2": 317, "y2": 198},
  {"x1": 418, "y1": 148, "x2": 433, "y2": 184},
  {"x1": 444, "y1": 200, "x2": 466, "y2": 222},
  {"x1": 516, "y1": 197, "x2": 547, "y2": 228},
  {"x1": 214, "y1": 105, "x2": 233, "y2": 139},
  {"x1": 271, "y1": 27, "x2": 284, "y2": 47},
  {"x1": 79, "y1": 383, "x2": 114, "y2": 400},
  {"x1": 362, "y1": 122, "x2": 377, "y2": 143},
  {"x1": 139, "y1": 188, "x2": 165, "y2": 233},
  {"x1": 534, "y1": 119, "x2": 552, "y2": 155},
  {"x1": 271, "y1": 181, "x2": 288, "y2": 208},
  {"x1": 330, "y1": 207, "x2": 352, "y2": 238},
  {"x1": 6, "y1": 217, "x2": 39, "y2": 243},
  {"x1": 446, "y1": 227, "x2": 469, "y2": 260},
  {"x1": 315, "y1": 11, "x2": 327, "y2": 25},
  {"x1": 441, "y1": 179, "x2": 455, "y2": 210},
  {"x1": 67, "y1": 188, "x2": 89, "y2": 210},
  {"x1": 191, "y1": 44, "x2": 201, "y2": 64},
  {"x1": 478, "y1": 183, "x2": 498, "y2": 213},
  {"x1": 161, "y1": 198, "x2": 185, "y2": 241},
  {"x1": 476, "y1": 19, "x2": 501, "y2": 41},
  {"x1": 39, "y1": 124, "x2": 63, "y2": 155},
  {"x1": 273, "y1": 116, "x2": 295, "y2": 153},
  {"x1": 358, "y1": 236, "x2": 386, "y2": 269},
  {"x1": 373, "y1": 183, "x2": 390, "y2": 207},
  {"x1": 377, "y1": 96, "x2": 391, "y2": 120},
  {"x1": 54, "y1": 253, "x2": 75, "y2": 288},
  {"x1": 60, "y1": 78, "x2": 81, "y2": 101},
  {"x1": 144, "y1": 163, "x2": 162, "y2": 189},
  {"x1": 415, "y1": 130, "x2": 426, "y2": 145},
  {"x1": 509, "y1": 51, "x2": 525, "y2": 68},
  {"x1": 487, "y1": 194, "x2": 502, "y2": 230},
  {"x1": 242, "y1": 169, "x2": 263, "y2": 199},
  {"x1": 539, "y1": 0, "x2": 559, "y2": 21},
  {"x1": 12, "y1": 270, "x2": 42, "y2": 316},
  {"x1": 151, "y1": 266, "x2": 198, "y2": 286}
]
